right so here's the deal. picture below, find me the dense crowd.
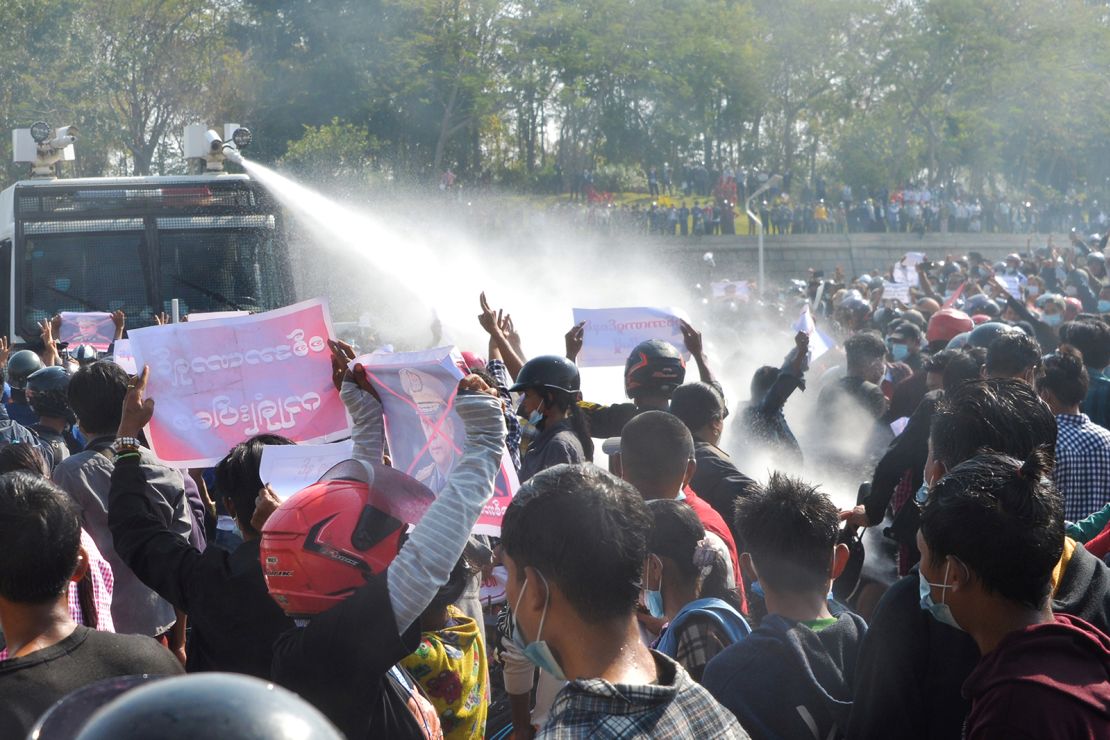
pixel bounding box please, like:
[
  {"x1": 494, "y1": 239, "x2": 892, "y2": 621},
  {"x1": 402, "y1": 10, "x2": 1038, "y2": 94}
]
[
  {"x1": 556, "y1": 166, "x2": 1109, "y2": 240},
  {"x1": 0, "y1": 229, "x2": 1109, "y2": 738}
]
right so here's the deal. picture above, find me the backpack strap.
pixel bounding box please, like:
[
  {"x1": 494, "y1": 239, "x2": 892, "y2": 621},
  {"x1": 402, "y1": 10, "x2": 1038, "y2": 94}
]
[{"x1": 656, "y1": 597, "x2": 751, "y2": 657}]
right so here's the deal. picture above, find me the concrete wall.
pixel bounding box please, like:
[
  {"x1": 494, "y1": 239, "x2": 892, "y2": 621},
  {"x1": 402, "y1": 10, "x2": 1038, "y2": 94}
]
[{"x1": 620, "y1": 232, "x2": 1046, "y2": 284}]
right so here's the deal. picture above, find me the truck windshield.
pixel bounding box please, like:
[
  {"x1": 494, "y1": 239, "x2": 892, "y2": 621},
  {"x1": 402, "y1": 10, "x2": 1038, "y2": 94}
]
[
  {"x1": 20, "y1": 222, "x2": 287, "y2": 337},
  {"x1": 158, "y1": 226, "x2": 285, "y2": 316},
  {"x1": 23, "y1": 231, "x2": 151, "y2": 327}
]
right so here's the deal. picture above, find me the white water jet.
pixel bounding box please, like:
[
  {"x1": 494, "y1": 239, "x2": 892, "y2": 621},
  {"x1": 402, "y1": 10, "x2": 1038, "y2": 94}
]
[{"x1": 240, "y1": 158, "x2": 862, "y2": 510}]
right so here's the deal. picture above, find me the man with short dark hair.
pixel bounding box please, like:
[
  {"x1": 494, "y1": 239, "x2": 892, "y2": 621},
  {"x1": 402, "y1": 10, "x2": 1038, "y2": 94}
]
[
  {"x1": 704, "y1": 474, "x2": 865, "y2": 739},
  {"x1": 849, "y1": 379, "x2": 1110, "y2": 740},
  {"x1": 617, "y1": 410, "x2": 742, "y2": 598},
  {"x1": 53, "y1": 361, "x2": 194, "y2": 639},
  {"x1": 1060, "y1": 319, "x2": 1110, "y2": 428},
  {"x1": 500, "y1": 464, "x2": 747, "y2": 738},
  {"x1": 919, "y1": 452, "x2": 1110, "y2": 738},
  {"x1": 984, "y1": 331, "x2": 1042, "y2": 384},
  {"x1": 669, "y1": 382, "x2": 756, "y2": 538},
  {"x1": 0, "y1": 473, "x2": 182, "y2": 735}
]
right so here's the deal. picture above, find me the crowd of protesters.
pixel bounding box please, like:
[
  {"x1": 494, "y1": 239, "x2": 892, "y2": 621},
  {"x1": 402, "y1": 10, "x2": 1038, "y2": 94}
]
[{"x1": 0, "y1": 222, "x2": 1109, "y2": 738}]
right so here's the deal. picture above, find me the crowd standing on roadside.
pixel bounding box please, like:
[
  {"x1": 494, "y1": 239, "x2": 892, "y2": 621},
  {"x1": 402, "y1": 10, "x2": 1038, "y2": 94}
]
[{"x1": 0, "y1": 224, "x2": 1109, "y2": 739}]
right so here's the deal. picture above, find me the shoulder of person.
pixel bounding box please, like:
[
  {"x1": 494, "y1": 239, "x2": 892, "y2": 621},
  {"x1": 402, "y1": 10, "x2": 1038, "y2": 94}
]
[{"x1": 82, "y1": 629, "x2": 184, "y2": 674}]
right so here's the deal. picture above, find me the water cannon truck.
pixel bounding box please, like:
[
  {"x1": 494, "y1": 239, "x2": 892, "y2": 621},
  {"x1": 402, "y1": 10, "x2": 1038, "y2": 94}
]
[{"x1": 0, "y1": 122, "x2": 293, "y2": 346}]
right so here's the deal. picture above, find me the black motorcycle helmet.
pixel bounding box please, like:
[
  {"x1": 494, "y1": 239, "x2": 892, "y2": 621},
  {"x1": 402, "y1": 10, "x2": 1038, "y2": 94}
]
[
  {"x1": 967, "y1": 321, "x2": 1025, "y2": 350},
  {"x1": 26, "y1": 366, "x2": 73, "y2": 419},
  {"x1": 7, "y1": 349, "x2": 44, "y2": 390},
  {"x1": 624, "y1": 340, "x2": 686, "y2": 400},
  {"x1": 75, "y1": 673, "x2": 343, "y2": 740},
  {"x1": 509, "y1": 355, "x2": 581, "y2": 395}
]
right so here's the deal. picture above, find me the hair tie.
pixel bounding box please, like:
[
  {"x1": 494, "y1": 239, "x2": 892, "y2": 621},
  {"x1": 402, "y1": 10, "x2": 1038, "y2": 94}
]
[{"x1": 692, "y1": 539, "x2": 716, "y2": 578}]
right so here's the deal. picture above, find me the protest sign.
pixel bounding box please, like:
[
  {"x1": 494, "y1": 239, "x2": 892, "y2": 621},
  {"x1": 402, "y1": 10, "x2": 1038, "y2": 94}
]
[
  {"x1": 356, "y1": 346, "x2": 518, "y2": 535},
  {"x1": 999, "y1": 275, "x2": 1023, "y2": 300},
  {"x1": 259, "y1": 440, "x2": 355, "y2": 500},
  {"x1": 710, "y1": 280, "x2": 751, "y2": 302},
  {"x1": 59, "y1": 312, "x2": 115, "y2": 352},
  {"x1": 571, "y1": 307, "x2": 689, "y2": 368},
  {"x1": 187, "y1": 311, "x2": 250, "y2": 322},
  {"x1": 110, "y1": 339, "x2": 137, "y2": 375},
  {"x1": 892, "y1": 252, "x2": 925, "y2": 287},
  {"x1": 792, "y1": 304, "x2": 834, "y2": 360},
  {"x1": 882, "y1": 280, "x2": 912, "y2": 304},
  {"x1": 127, "y1": 298, "x2": 350, "y2": 467}
]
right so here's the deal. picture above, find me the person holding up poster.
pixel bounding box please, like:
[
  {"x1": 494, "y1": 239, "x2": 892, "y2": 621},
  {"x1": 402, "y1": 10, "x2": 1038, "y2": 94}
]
[
  {"x1": 262, "y1": 375, "x2": 507, "y2": 739},
  {"x1": 509, "y1": 355, "x2": 593, "y2": 483},
  {"x1": 400, "y1": 367, "x2": 459, "y2": 493}
]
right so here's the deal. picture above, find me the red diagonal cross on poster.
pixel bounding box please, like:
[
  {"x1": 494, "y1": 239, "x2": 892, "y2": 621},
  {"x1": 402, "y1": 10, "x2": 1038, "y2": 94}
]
[{"x1": 363, "y1": 368, "x2": 464, "y2": 478}]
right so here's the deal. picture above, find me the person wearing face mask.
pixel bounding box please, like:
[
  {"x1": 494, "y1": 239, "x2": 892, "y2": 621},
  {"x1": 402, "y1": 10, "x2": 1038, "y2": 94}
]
[
  {"x1": 499, "y1": 464, "x2": 748, "y2": 738},
  {"x1": 1036, "y1": 347, "x2": 1110, "y2": 522},
  {"x1": 849, "y1": 378, "x2": 1110, "y2": 740},
  {"x1": 917, "y1": 450, "x2": 1110, "y2": 739},
  {"x1": 642, "y1": 499, "x2": 749, "y2": 682},
  {"x1": 885, "y1": 321, "x2": 923, "y2": 372},
  {"x1": 1098, "y1": 284, "x2": 1110, "y2": 315},
  {"x1": 704, "y1": 475, "x2": 866, "y2": 740},
  {"x1": 669, "y1": 382, "x2": 756, "y2": 541},
  {"x1": 510, "y1": 355, "x2": 592, "y2": 484}
]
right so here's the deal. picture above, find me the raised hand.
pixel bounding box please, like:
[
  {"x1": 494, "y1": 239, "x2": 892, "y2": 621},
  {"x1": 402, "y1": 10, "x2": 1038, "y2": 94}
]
[
  {"x1": 118, "y1": 365, "x2": 156, "y2": 438},
  {"x1": 250, "y1": 485, "x2": 282, "y2": 532},
  {"x1": 679, "y1": 319, "x2": 704, "y2": 357},
  {"x1": 111, "y1": 310, "x2": 126, "y2": 339},
  {"x1": 478, "y1": 292, "x2": 501, "y2": 336},
  {"x1": 564, "y1": 321, "x2": 585, "y2": 361}
]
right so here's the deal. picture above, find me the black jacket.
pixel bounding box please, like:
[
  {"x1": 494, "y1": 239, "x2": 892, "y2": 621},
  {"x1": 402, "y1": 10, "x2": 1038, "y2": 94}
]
[
  {"x1": 703, "y1": 612, "x2": 867, "y2": 740},
  {"x1": 108, "y1": 455, "x2": 294, "y2": 678},
  {"x1": 690, "y1": 440, "x2": 756, "y2": 541},
  {"x1": 864, "y1": 391, "x2": 940, "y2": 531},
  {"x1": 847, "y1": 543, "x2": 1110, "y2": 740}
]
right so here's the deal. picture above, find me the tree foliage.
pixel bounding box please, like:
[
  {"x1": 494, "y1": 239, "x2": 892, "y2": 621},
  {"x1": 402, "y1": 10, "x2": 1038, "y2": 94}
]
[{"x1": 2, "y1": 0, "x2": 1109, "y2": 196}]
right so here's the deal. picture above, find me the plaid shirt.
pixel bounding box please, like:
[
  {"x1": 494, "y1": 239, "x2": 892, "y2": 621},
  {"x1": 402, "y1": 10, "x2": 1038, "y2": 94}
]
[
  {"x1": 667, "y1": 614, "x2": 733, "y2": 683},
  {"x1": 1082, "y1": 369, "x2": 1110, "y2": 431},
  {"x1": 539, "y1": 650, "x2": 748, "y2": 739},
  {"x1": 1054, "y1": 413, "x2": 1110, "y2": 521}
]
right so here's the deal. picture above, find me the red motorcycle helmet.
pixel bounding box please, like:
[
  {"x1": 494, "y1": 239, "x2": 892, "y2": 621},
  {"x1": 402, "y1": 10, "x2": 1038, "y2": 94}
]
[
  {"x1": 260, "y1": 460, "x2": 436, "y2": 618},
  {"x1": 926, "y1": 307, "x2": 974, "y2": 344}
]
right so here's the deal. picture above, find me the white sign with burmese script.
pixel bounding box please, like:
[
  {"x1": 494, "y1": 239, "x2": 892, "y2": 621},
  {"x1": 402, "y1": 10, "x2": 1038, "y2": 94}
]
[
  {"x1": 571, "y1": 307, "x2": 689, "y2": 368},
  {"x1": 127, "y1": 298, "x2": 350, "y2": 467}
]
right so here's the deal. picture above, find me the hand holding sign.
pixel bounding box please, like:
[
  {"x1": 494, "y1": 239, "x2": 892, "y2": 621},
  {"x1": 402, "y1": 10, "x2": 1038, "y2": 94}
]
[
  {"x1": 118, "y1": 366, "x2": 156, "y2": 439},
  {"x1": 565, "y1": 321, "x2": 585, "y2": 361}
]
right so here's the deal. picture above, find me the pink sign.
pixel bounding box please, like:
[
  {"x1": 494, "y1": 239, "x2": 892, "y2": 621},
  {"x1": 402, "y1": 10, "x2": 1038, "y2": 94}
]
[
  {"x1": 356, "y1": 346, "x2": 517, "y2": 535},
  {"x1": 127, "y1": 299, "x2": 350, "y2": 467},
  {"x1": 59, "y1": 312, "x2": 116, "y2": 353}
]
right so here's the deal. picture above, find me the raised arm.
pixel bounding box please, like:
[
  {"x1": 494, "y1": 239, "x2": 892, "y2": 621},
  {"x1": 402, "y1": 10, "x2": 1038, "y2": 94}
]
[
  {"x1": 479, "y1": 292, "x2": 524, "y2": 378},
  {"x1": 680, "y1": 319, "x2": 715, "y2": 384},
  {"x1": 329, "y1": 340, "x2": 385, "y2": 466},
  {"x1": 387, "y1": 379, "x2": 507, "y2": 632}
]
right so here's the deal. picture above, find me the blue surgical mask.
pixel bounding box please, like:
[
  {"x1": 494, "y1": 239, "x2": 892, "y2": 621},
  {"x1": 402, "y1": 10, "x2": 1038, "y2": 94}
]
[
  {"x1": 644, "y1": 555, "x2": 666, "y2": 619},
  {"x1": 1099, "y1": 300, "x2": 1110, "y2": 313},
  {"x1": 1044, "y1": 313, "x2": 1063, "y2": 327},
  {"x1": 509, "y1": 572, "x2": 567, "y2": 680},
  {"x1": 918, "y1": 562, "x2": 963, "y2": 632},
  {"x1": 889, "y1": 342, "x2": 910, "y2": 362},
  {"x1": 1027, "y1": 285, "x2": 1040, "y2": 297},
  {"x1": 527, "y1": 401, "x2": 544, "y2": 427}
]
